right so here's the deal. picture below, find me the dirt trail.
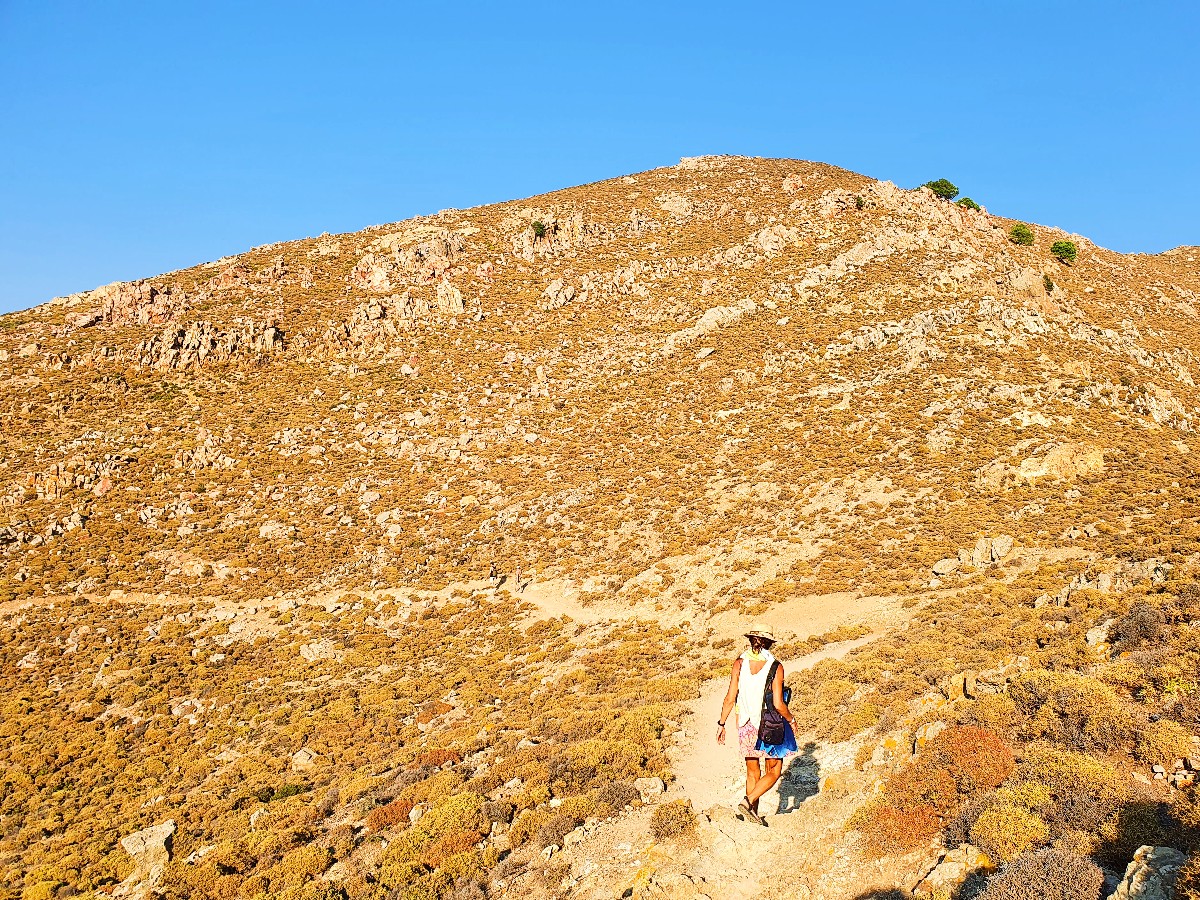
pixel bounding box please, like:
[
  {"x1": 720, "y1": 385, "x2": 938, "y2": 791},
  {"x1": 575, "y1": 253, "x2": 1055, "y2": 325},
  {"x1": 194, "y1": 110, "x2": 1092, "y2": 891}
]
[
  {"x1": 559, "y1": 591, "x2": 937, "y2": 900},
  {"x1": 668, "y1": 633, "x2": 878, "y2": 815}
]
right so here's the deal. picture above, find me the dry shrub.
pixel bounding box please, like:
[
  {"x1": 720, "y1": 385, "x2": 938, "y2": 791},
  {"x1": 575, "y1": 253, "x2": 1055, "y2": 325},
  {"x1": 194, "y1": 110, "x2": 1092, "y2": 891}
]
[
  {"x1": 366, "y1": 797, "x2": 414, "y2": 832},
  {"x1": 482, "y1": 801, "x2": 514, "y2": 825},
  {"x1": 650, "y1": 799, "x2": 695, "y2": 842},
  {"x1": 970, "y1": 802, "x2": 1050, "y2": 862},
  {"x1": 534, "y1": 813, "x2": 577, "y2": 849},
  {"x1": 595, "y1": 779, "x2": 640, "y2": 812},
  {"x1": 1008, "y1": 671, "x2": 1135, "y2": 752},
  {"x1": 1096, "y1": 799, "x2": 1177, "y2": 867},
  {"x1": 979, "y1": 848, "x2": 1104, "y2": 900},
  {"x1": 1135, "y1": 719, "x2": 1193, "y2": 767},
  {"x1": 960, "y1": 694, "x2": 1020, "y2": 733},
  {"x1": 887, "y1": 726, "x2": 1014, "y2": 814},
  {"x1": 1113, "y1": 601, "x2": 1166, "y2": 649},
  {"x1": 849, "y1": 799, "x2": 940, "y2": 856},
  {"x1": 1017, "y1": 745, "x2": 1126, "y2": 805},
  {"x1": 1177, "y1": 855, "x2": 1200, "y2": 900}
]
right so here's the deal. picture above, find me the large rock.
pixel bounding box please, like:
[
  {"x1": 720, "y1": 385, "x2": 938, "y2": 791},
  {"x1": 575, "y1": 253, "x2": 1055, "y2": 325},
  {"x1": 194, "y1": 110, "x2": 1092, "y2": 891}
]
[
  {"x1": 635, "y1": 776, "x2": 666, "y2": 802},
  {"x1": 933, "y1": 557, "x2": 960, "y2": 576},
  {"x1": 113, "y1": 820, "x2": 175, "y2": 899},
  {"x1": 1110, "y1": 846, "x2": 1186, "y2": 900},
  {"x1": 914, "y1": 844, "x2": 993, "y2": 895}
]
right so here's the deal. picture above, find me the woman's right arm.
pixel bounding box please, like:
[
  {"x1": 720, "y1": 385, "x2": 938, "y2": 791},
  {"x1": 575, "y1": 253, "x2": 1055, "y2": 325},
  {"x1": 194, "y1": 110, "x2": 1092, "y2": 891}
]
[{"x1": 717, "y1": 658, "x2": 741, "y2": 744}]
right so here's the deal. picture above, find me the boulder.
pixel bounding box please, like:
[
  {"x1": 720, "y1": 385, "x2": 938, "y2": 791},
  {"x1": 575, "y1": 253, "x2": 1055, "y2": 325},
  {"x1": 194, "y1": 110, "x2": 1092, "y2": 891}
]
[
  {"x1": 914, "y1": 720, "x2": 947, "y2": 753},
  {"x1": 971, "y1": 537, "x2": 993, "y2": 568},
  {"x1": 991, "y1": 534, "x2": 1014, "y2": 560},
  {"x1": 914, "y1": 844, "x2": 993, "y2": 895},
  {"x1": 113, "y1": 820, "x2": 175, "y2": 900},
  {"x1": 933, "y1": 557, "x2": 960, "y2": 576},
  {"x1": 635, "y1": 776, "x2": 666, "y2": 801},
  {"x1": 291, "y1": 747, "x2": 320, "y2": 771},
  {"x1": 1110, "y1": 846, "x2": 1186, "y2": 900}
]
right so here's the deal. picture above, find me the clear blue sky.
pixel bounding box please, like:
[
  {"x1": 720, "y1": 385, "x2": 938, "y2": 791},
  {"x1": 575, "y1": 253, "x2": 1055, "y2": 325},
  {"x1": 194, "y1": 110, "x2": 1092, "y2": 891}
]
[{"x1": 1, "y1": 1, "x2": 1196, "y2": 314}]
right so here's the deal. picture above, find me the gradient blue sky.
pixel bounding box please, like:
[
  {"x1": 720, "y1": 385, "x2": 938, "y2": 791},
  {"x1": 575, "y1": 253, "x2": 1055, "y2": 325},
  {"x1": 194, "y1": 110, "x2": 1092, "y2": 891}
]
[{"x1": 1, "y1": 1, "x2": 1196, "y2": 314}]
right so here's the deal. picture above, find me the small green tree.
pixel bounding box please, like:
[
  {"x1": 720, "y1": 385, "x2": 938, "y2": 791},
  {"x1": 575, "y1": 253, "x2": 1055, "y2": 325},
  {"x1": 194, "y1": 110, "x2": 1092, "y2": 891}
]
[
  {"x1": 924, "y1": 179, "x2": 959, "y2": 201},
  {"x1": 1043, "y1": 274, "x2": 1054, "y2": 293},
  {"x1": 1009, "y1": 224, "x2": 1035, "y2": 246},
  {"x1": 1050, "y1": 240, "x2": 1078, "y2": 264},
  {"x1": 531, "y1": 220, "x2": 546, "y2": 239},
  {"x1": 956, "y1": 197, "x2": 981, "y2": 211}
]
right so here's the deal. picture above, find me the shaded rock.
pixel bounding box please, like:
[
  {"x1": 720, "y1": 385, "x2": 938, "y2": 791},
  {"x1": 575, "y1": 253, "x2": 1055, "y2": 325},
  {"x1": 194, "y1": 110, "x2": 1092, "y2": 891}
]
[
  {"x1": 914, "y1": 844, "x2": 992, "y2": 895},
  {"x1": 1110, "y1": 846, "x2": 1186, "y2": 900}
]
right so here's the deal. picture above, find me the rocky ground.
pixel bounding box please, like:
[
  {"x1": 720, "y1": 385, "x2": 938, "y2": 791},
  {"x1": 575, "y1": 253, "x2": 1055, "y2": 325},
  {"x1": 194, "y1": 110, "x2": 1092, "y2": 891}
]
[{"x1": 3, "y1": 156, "x2": 1200, "y2": 900}]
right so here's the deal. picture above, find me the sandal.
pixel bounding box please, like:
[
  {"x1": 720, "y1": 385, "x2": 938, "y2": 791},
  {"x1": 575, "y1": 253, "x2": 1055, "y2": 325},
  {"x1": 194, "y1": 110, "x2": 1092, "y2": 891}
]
[{"x1": 738, "y1": 798, "x2": 766, "y2": 826}]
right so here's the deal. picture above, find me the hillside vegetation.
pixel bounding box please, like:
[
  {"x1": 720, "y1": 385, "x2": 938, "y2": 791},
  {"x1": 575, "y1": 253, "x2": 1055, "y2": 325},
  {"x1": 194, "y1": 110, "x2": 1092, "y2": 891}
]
[{"x1": 3, "y1": 156, "x2": 1200, "y2": 899}]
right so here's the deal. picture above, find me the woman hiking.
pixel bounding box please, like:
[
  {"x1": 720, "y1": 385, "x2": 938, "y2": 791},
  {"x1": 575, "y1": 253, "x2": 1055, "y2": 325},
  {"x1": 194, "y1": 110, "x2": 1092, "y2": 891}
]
[{"x1": 716, "y1": 624, "x2": 798, "y2": 825}]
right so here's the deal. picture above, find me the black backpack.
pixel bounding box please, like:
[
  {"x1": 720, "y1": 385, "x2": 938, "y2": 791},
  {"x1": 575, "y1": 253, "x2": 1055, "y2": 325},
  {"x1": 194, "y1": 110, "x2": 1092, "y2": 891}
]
[{"x1": 757, "y1": 660, "x2": 792, "y2": 746}]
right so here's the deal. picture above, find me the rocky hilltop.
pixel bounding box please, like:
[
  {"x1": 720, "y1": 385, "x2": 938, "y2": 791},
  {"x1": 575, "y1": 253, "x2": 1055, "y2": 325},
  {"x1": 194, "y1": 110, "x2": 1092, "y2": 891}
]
[{"x1": 3, "y1": 157, "x2": 1200, "y2": 900}]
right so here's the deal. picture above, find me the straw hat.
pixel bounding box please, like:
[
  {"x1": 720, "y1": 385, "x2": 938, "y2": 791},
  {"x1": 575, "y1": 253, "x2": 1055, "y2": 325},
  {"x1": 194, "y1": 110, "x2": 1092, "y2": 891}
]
[{"x1": 744, "y1": 624, "x2": 776, "y2": 643}]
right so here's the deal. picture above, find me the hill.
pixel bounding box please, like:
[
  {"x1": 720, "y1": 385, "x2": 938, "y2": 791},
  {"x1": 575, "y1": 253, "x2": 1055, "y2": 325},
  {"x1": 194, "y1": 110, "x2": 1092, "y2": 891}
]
[{"x1": 3, "y1": 156, "x2": 1200, "y2": 900}]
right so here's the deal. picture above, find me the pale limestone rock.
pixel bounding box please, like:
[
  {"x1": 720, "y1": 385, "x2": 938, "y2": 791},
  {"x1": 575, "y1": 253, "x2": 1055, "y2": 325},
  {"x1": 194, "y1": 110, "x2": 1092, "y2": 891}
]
[
  {"x1": 113, "y1": 820, "x2": 175, "y2": 900},
  {"x1": 932, "y1": 557, "x2": 960, "y2": 576},
  {"x1": 914, "y1": 844, "x2": 993, "y2": 894},
  {"x1": 1110, "y1": 846, "x2": 1186, "y2": 900},
  {"x1": 291, "y1": 747, "x2": 320, "y2": 771}
]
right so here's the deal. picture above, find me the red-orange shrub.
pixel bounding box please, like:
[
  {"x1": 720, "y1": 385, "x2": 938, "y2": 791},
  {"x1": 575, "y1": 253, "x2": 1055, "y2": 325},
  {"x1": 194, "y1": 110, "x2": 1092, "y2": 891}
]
[
  {"x1": 366, "y1": 798, "x2": 415, "y2": 832},
  {"x1": 850, "y1": 800, "x2": 940, "y2": 856},
  {"x1": 421, "y1": 829, "x2": 479, "y2": 868},
  {"x1": 415, "y1": 748, "x2": 461, "y2": 768}
]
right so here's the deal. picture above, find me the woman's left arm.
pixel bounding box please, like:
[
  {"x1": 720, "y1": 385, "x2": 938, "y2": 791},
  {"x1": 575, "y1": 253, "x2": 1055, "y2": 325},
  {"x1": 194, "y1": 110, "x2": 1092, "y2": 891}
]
[{"x1": 772, "y1": 665, "x2": 795, "y2": 723}]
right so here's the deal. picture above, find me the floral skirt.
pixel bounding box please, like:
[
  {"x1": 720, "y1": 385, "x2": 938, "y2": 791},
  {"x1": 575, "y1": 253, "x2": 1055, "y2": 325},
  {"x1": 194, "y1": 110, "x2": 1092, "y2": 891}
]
[{"x1": 738, "y1": 720, "x2": 799, "y2": 760}]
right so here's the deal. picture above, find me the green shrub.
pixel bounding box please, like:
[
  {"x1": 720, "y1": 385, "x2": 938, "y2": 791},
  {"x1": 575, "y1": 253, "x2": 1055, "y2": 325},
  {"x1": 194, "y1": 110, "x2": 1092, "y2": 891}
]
[
  {"x1": 650, "y1": 799, "x2": 695, "y2": 841},
  {"x1": 924, "y1": 179, "x2": 960, "y2": 201},
  {"x1": 531, "y1": 220, "x2": 546, "y2": 239},
  {"x1": 979, "y1": 848, "x2": 1104, "y2": 900},
  {"x1": 956, "y1": 197, "x2": 982, "y2": 211},
  {"x1": 1043, "y1": 274, "x2": 1054, "y2": 293},
  {"x1": 1050, "y1": 240, "x2": 1078, "y2": 264},
  {"x1": 1009, "y1": 224, "x2": 1035, "y2": 245},
  {"x1": 855, "y1": 195, "x2": 866, "y2": 210}
]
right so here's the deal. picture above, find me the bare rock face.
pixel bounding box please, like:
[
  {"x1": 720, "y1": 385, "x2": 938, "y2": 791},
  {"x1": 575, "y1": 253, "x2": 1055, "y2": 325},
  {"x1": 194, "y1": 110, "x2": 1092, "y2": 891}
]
[
  {"x1": 71, "y1": 280, "x2": 192, "y2": 327},
  {"x1": 135, "y1": 320, "x2": 284, "y2": 370},
  {"x1": 113, "y1": 819, "x2": 175, "y2": 900}
]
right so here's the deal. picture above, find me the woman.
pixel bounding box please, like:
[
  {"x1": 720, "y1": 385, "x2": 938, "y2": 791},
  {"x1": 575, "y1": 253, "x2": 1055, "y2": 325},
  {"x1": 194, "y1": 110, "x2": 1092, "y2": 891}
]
[{"x1": 716, "y1": 625, "x2": 799, "y2": 826}]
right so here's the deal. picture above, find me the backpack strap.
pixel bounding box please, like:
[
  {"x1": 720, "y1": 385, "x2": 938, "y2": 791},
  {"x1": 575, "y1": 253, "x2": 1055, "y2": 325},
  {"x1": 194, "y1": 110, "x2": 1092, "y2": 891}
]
[{"x1": 761, "y1": 660, "x2": 780, "y2": 710}]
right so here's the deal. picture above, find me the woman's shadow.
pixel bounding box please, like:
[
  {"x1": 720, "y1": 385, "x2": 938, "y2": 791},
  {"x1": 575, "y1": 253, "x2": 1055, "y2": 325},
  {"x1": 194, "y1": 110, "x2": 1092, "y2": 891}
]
[{"x1": 775, "y1": 741, "x2": 820, "y2": 814}]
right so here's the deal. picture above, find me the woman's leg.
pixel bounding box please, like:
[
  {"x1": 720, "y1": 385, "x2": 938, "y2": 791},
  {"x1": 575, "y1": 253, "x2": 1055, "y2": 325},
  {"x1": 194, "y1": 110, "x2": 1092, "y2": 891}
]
[
  {"x1": 747, "y1": 757, "x2": 783, "y2": 806},
  {"x1": 744, "y1": 758, "x2": 762, "y2": 806}
]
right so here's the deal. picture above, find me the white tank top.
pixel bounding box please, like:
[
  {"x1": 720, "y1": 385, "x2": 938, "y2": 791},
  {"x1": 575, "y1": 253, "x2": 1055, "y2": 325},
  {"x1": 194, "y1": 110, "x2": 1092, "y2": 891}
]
[{"x1": 735, "y1": 650, "x2": 776, "y2": 729}]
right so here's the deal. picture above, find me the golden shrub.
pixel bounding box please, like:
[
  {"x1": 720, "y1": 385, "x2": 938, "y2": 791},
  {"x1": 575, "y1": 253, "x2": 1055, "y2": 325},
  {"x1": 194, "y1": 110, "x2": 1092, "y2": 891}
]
[
  {"x1": 1135, "y1": 719, "x2": 1194, "y2": 766},
  {"x1": 650, "y1": 799, "x2": 696, "y2": 842},
  {"x1": 970, "y1": 803, "x2": 1050, "y2": 862}
]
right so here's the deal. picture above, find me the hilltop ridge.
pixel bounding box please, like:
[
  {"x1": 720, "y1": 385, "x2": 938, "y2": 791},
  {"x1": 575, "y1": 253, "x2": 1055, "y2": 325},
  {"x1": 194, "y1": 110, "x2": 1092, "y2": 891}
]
[{"x1": 4, "y1": 156, "x2": 1200, "y2": 900}]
